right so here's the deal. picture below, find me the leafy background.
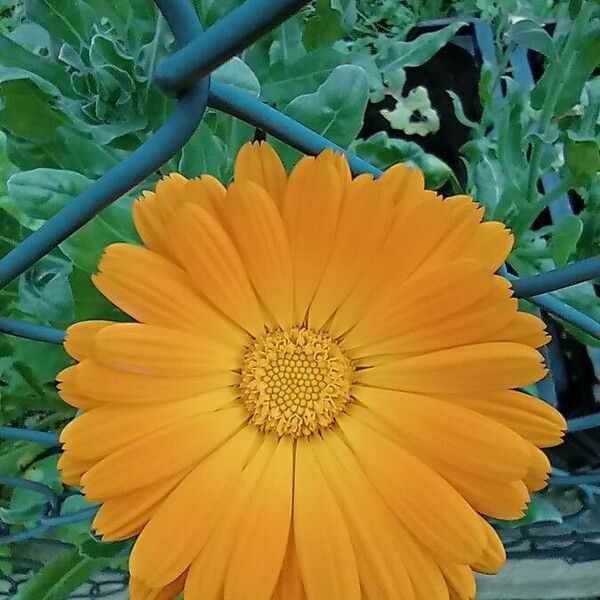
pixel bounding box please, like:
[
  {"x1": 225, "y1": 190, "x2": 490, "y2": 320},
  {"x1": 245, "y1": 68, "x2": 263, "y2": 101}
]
[{"x1": 0, "y1": 0, "x2": 599, "y2": 597}]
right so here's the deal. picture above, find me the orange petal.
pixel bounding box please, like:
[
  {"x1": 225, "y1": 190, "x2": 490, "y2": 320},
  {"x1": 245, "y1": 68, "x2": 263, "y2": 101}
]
[
  {"x1": 293, "y1": 438, "x2": 361, "y2": 600},
  {"x1": 59, "y1": 359, "x2": 237, "y2": 404},
  {"x1": 225, "y1": 437, "x2": 294, "y2": 600},
  {"x1": 129, "y1": 427, "x2": 259, "y2": 587},
  {"x1": 93, "y1": 244, "x2": 247, "y2": 347},
  {"x1": 168, "y1": 203, "x2": 264, "y2": 336},
  {"x1": 222, "y1": 181, "x2": 294, "y2": 329},
  {"x1": 486, "y1": 311, "x2": 551, "y2": 348},
  {"x1": 308, "y1": 174, "x2": 393, "y2": 330},
  {"x1": 356, "y1": 342, "x2": 546, "y2": 393},
  {"x1": 234, "y1": 141, "x2": 287, "y2": 206},
  {"x1": 81, "y1": 406, "x2": 247, "y2": 499},
  {"x1": 64, "y1": 320, "x2": 115, "y2": 361},
  {"x1": 338, "y1": 415, "x2": 488, "y2": 564},
  {"x1": 133, "y1": 174, "x2": 225, "y2": 261},
  {"x1": 92, "y1": 323, "x2": 239, "y2": 377},
  {"x1": 281, "y1": 153, "x2": 343, "y2": 325}
]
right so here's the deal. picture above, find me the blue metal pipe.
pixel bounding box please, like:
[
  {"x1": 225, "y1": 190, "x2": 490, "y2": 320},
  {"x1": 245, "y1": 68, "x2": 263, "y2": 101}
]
[
  {"x1": 0, "y1": 426, "x2": 60, "y2": 446},
  {"x1": 0, "y1": 477, "x2": 60, "y2": 513},
  {"x1": 40, "y1": 506, "x2": 100, "y2": 527},
  {"x1": 511, "y1": 256, "x2": 600, "y2": 298},
  {"x1": 567, "y1": 413, "x2": 600, "y2": 433},
  {"x1": 0, "y1": 0, "x2": 209, "y2": 290},
  {"x1": 0, "y1": 318, "x2": 65, "y2": 344},
  {"x1": 154, "y1": 0, "x2": 313, "y2": 94},
  {"x1": 209, "y1": 81, "x2": 382, "y2": 177}
]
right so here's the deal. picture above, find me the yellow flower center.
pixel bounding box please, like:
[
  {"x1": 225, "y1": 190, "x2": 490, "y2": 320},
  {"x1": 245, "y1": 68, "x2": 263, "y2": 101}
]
[{"x1": 239, "y1": 327, "x2": 354, "y2": 438}]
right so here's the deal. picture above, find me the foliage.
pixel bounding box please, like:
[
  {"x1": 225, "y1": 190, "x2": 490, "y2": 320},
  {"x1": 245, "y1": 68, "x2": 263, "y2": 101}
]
[{"x1": 0, "y1": 0, "x2": 598, "y2": 597}]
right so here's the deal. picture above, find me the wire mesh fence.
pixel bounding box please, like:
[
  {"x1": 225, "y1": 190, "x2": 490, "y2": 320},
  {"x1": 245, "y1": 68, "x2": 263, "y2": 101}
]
[{"x1": 0, "y1": 0, "x2": 599, "y2": 596}]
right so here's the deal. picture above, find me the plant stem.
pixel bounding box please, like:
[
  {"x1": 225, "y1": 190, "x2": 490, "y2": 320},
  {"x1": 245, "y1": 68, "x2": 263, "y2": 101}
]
[{"x1": 525, "y1": 3, "x2": 591, "y2": 205}]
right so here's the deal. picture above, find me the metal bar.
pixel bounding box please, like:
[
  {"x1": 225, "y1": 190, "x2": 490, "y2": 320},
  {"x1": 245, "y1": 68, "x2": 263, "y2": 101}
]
[
  {"x1": 550, "y1": 473, "x2": 600, "y2": 486},
  {"x1": 567, "y1": 413, "x2": 600, "y2": 433},
  {"x1": 0, "y1": 477, "x2": 60, "y2": 513},
  {"x1": 511, "y1": 256, "x2": 600, "y2": 298},
  {"x1": 0, "y1": 426, "x2": 60, "y2": 446},
  {"x1": 154, "y1": 0, "x2": 312, "y2": 94},
  {"x1": 0, "y1": 318, "x2": 64, "y2": 344},
  {"x1": 0, "y1": 0, "x2": 209, "y2": 291},
  {"x1": 208, "y1": 81, "x2": 382, "y2": 176},
  {"x1": 40, "y1": 506, "x2": 100, "y2": 526}
]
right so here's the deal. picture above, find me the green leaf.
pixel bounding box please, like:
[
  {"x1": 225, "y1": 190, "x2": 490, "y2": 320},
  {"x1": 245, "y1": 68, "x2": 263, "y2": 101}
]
[
  {"x1": 269, "y1": 16, "x2": 305, "y2": 65},
  {"x1": 352, "y1": 131, "x2": 454, "y2": 190},
  {"x1": 8, "y1": 169, "x2": 91, "y2": 220},
  {"x1": 70, "y1": 266, "x2": 126, "y2": 322},
  {"x1": 179, "y1": 121, "x2": 227, "y2": 180},
  {"x1": 304, "y1": 0, "x2": 345, "y2": 50},
  {"x1": 554, "y1": 283, "x2": 600, "y2": 347},
  {"x1": 0, "y1": 78, "x2": 68, "y2": 142},
  {"x1": 260, "y1": 47, "x2": 345, "y2": 105},
  {"x1": 1, "y1": 455, "x2": 61, "y2": 525},
  {"x1": 564, "y1": 137, "x2": 600, "y2": 186},
  {"x1": 79, "y1": 536, "x2": 131, "y2": 560},
  {"x1": 379, "y1": 21, "x2": 464, "y2": 72},
  {"x1": 23, "y1": 0, "x2": 95, "y2": 50},
  {"x1": 447, "y1": 90, "x2": 478, "y2": 129},
  {"x1": 470, "y1": 156, "x2": 506, "y2": 216},
  {"x1": 506, "y1": 19, "x2": 556, "y2": 57},
  {"x1": 532, "y1": 20, "x2": 600, "y2": 114},
  {"x1": 12, "y1": 547, "x2": 110, "y2": 600},
  {"x1": 213, "y1": 57, "x2": 260, "y2": 97},
  {"x1": 499, "y1": 494, "x2": 563, "y2": 529},
  {"x1": 61, "y1": 205, "x2": 139, "y2": 273},
  {"x1": 0, "y1": 33, "x2": 72, "y2": 96},
  {"x1": 17, "y1": 256, "x2": 74, "y2": 326},
  {"x1": 549, "y1": 215, "x2": 584, "y2": 266},
  {"x1": 283, "y1": 64, "x2": 369, "y2": 149}
]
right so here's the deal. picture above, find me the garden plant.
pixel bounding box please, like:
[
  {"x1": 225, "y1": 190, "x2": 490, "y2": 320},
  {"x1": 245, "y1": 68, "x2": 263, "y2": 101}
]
[{"x1": 0, "y1": 0, "x2": 599, "y2": 599}]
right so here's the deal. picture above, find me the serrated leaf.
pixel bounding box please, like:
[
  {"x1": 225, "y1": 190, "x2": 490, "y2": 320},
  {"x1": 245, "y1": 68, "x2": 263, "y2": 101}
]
[
  {"x1": 260, "y1": 47, "x2": 345, "y2": 105},
  {"x1": 0, "y1": 78, "x2": 68, "y2": 142},
  {"x1": 304, "y1": 0, "x2": 345, "y2": 50},
  {"x1": 23, "y1": 0, "x2": 95, "y2": 50},
  {"x1": 0, "y1": 32, "x2": 72, "y2": 96},
  {"x1": 532, "y1": 21, "x2": 600, "y2": 114},
  {"x1": 269, "y1": 16, "x2": 305, "y2": 65},
  {"x1": 506, "y1": 19, "x2": 556, "y2": 57}
]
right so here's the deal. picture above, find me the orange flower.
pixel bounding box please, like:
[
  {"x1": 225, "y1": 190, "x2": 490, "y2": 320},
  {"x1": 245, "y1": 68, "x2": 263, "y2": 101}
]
[{"x1": 57, "y1": 142, "x2": 566, "y2": 600}]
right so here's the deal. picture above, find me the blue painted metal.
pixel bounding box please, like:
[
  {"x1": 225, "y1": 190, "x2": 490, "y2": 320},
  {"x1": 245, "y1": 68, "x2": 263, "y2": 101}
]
[
  {"x1": 0, "y1": 0, "x2": 209, "y2": 290},
  {"x1": 0, "y1": 0, "x2": 598, "y2": 580},
  {"x1": 0, "y1": 427, "x2": 60, "y2": 447},
  {"x1": 155, "y1": 0, "x2": 313, "y2": 94},
  {"x1": 567, "y1": 413, "x2": 600, "y2": 433},
  {"x1": 0, "y1": 317, "x2": 65, "y2": 344},
  {"x1": 511, "y1": 256, "x2": 600, "y2": 298},
  {"x1": 210, "y1": 81, "x2": 382, "y2": 176}
]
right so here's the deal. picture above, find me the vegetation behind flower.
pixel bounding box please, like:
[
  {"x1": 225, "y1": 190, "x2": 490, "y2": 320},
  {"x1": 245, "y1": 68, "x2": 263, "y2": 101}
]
[{"x1": 0, "y1": 0, "x2": 598, "y2": 598}]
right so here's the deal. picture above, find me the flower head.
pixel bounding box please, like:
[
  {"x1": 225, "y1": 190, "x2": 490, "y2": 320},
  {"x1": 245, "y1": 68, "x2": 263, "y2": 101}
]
[{"x1": 57, "y1": 142, "x2": 566, "y2": 600}]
